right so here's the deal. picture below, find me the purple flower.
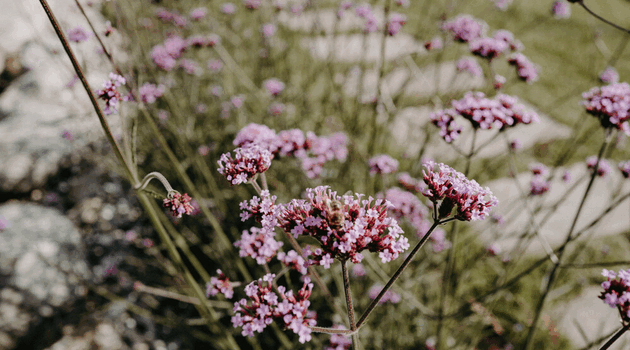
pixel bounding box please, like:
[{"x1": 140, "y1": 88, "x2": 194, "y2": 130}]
[
  {"x1": 397, "y1": 173, "x2": 425, "y2": 193},
  {"x1": 381, "y1": 187, "x2": 431, "y2": 235},
  {"x1": 189, "y1": 7, "x2": 207, "y2": 20},
  {"x1": 222, "y1": 3, "x2": 236, "y2": 15},
  {"x1": 493, "y1": 29, "x2": 523, "y2": 51},
  {"x1": 355, "y1": 4, "x2": 372, "y2": 18},
  {"x1": 268, "y1": 102, "x2": 285, "y2": 116},
  {"x1": 234, "y1": 123, "x2": 278, "y2": 152},
  {"x1": 530, "y1": 177, "x2": 550, "y2": 196},
  {"x1": 508, "y1": 53, "x2": 538, "y2": 83},
  {"x1": 207, "y1": 59, "x2": 223, "y2": 72},
  {"x1": 218, "y1": 145, "x2": 273, "y2": 185},
  {"x1": 529, "y1": 163, "x2": 549, "y2": 177},
  {"x1": 552, "y1": 1, "x2": 571, "y2": 19},
  {"x1": 235, "y1": 227, "x2": 284, "y2": 264},
  {"x1": 424, "y1": 37, "x2": 443, "y2": 51},
  {"x1": 456, "y1": 57, "x2": 483, "y2": 78},
  {"x1": 600, "y1": 67, "x2": 620, "y2": 85},
  {"x1": 244, "y1": 0, "x2": 262, "y2": 10},
  {"x1": 163, "y1": 192, "x2": 195, "y2": 218},
  {"x1": 277, "y1": 250, "x2": 309, "y2": 274},
  {"x1": 139, "y1": 83, "x2": 165, "y2": 104},
  {"x1": 263, "y1": 78, "x2": 285, "y2": 96},
  {"x1": 582, "y1": 82, "x2": 630, "y2": 135},
  {"x1": 67, "y1": 25, "x2": 91, "y2": 43},
  {"x1": 509, "y1": 139, "x2": 522, "y2": 151},
  {"x1": 206, "y1": 269, "x2": 234, "y2": 299},
  {"x1": 369, "y1": 155, "x2": 399, "y2": 175},
  {"x1": 352, "y1": 264, "x2": 367, "y2": 277},
  {"x1": 469, "y1": 37, "x2": 509, "y2": 60},
  {"x1": 387, "y1": 13, "x2": 406, "y2": 36},
  {"x1": 442, "y1": 15, "x2": 486, "y2": 43},
  {"x1": 494, "y1": 74, "x2": 506, "y2": 89},
  {"x1": 151, "y1": 45, "x2": 177, "y2": 71},
  {"x1": 96, "y1": 73, "x2": 127, "y2": 115},
  {"x1": 430, "y1": 109, "x2": 463, "y2": 143},
  {"x1": 261, "y1": 23, "x2": 276, "y2": 38},
  {"x1": 492, "y1": 0, "x2": 513, "y2": 11},
  {"x1": 422, "y1": 161, "x2": 498, "y2": 221},
  {"x1": 275, "y1": 129, "x2": 306, "y2": 157},
  {"x1": 600, "y1": 268, "x2": 630, "y2": 322},
  {"x1": 280, "y1": 186, "x2": 409, "y2": 264},
  {"x1": 232, "y1": 275, "x2": 316, "y2": 343},
  {"x1": 586, "y1": 156, "x2": 612, "y2": 178}
]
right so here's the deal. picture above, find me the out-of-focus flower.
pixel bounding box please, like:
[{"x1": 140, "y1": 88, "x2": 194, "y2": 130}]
[
  {"x1": 397, "y1": 173, "x2": 425, "y2": 193},
  {"x1": 508, "y1": 53, "x2": 538, "y2": 83},
  {"x1": 277, "y1": 250, "x2": 309, "y2": 274},
  {"x1": 456, "y1": 57, "x2": 483, "y2": 77},
  {"x1": 619, "y1": 161, "x2": 630, "y2": 178},
  {"x1": 395, "y1": 0, "x2": 410, "y2": 7},
  {"x1": 381, "y1": 187, "x2": 431, "y2": 235},
  {"x1": 62, "y1": 130, "x2": 74, "y2": 141},
  {"x1": 232, "y1": 274, "x2": 316, "y2": 343},
  {"x1": 218, "y1": 145, "x2": 272, "y2": 185},
  {"x1": 552, "y1": 1, "x2": 571, "y2": 19},
  {"x1": 369, "y1": 154, "x2": 399, "y2": 175},
  {"x1": 441, "y1": 15, "x2": 486, "y2": 43},
  {"x1": 268, "y1": 102, "x2": 285, "y2": 116},
  {"x1": 600, "y1": 67, "x2": 620, "y2": 85},
  {"x1": 421, "y1": 161, "x2": 498, "y2": 221},
  {"x1": 261, "y1": 23, "x2": 276, "y2": 38},
  {"x1": 486, "y1": 243, "x2": 501, "y2": 256},
  {"x1": 67, "y1": 25, "x2": 91, "y2": 43},
  {"x1": 494, "y1": 74, "x2": 506, "y2": 90},
  {"x1": 509, "y1": 139, "x2": 522, "y2": 151},
  {"x1": 244, "y1": 0, "x2": 262, "y2": 10},
  {"x1": 530, "y1": 176, "x2": 550, "y2": 196},
  {"x1": 351, "y1": 264, "x2": 367, "y2": 277},
  {"x1": 586, "y1": 156, "x2": 612, "y2": 178},
  {"x1": 222, "y1": 3, "x2": 236, "y2": 15},
  {"x1": 139, "y1": 83, "x2": 165, "y2": 104},
  {"x1": 469, "y1": 37, "x2": 509, "y2": 60},
  {"x1": 387, "y1": 13, "x2": 406, "y2": 36},
  {"x1": 325, "y1": 325, "x2": 352, "y2": 350},
  {"x1": 529, "y1": 163, "x2": 549, "y2": 177},
  {"x1": 424, "y1": 36, "x2": 443, "y2": 51},
  {"x1": 368, "y1": 284, "x2": 401, "y2": 304},
  {"x1": 96, "y1": 73, "x2": 127, "y2": 115},
  {"x1": 582, "y1": 82, "x2": 630, "y2": 135},
  {"x1": 492, "y1": 0, "x2": 513, "y2": 11},
  {"x1": 189, "y1": 7, "x2": 207, "y2": 20},
  {"x1": 264, "y1": 78, "x2": 285, "y2": 96}
]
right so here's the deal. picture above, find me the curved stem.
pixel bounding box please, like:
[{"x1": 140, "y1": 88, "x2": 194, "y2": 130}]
[
  {"x1": 135, "y1": 171, "x2": 174, "y2": 193},
  {"x1": 356, "y1": 220, "x2": 441, "y2": 328},
  {"x1": 600, "y1": 323, "x2": 630, "y2": 350},
  {"x1": 577, "y1": 1, "x2": 630, "y2": 35}
]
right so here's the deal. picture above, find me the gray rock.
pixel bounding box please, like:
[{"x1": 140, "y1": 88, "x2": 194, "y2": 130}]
[{"x1": 0, "y1": 202, "x2": 89, "y2": 347}]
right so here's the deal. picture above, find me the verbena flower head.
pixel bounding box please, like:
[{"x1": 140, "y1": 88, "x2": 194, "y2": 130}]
[
  {"x1": 279, "y1": 186, "x2": 409, "y2": 265},
  {"x1": 96, "y1": 73, "x2": 127, "y2": 115},
  {"x1": 326, "y1": 326, "x2": 352, "y2": 350},
  {"x1": 206, "y1": 269, "x2": 234, "y2": 299},
  {"x1": 163, "y1": 192, "x2": 194, "y2": 218},
  {"x1": 244, "y1": 0, "x2": 262, "y2": 10},
  {"x1": 189, "y1": 7, "x2": 207, "y2": 20},
  {"x1": 369, "y1": 155, "x2": 399, "y2": 175},
  {"x1": 397, "y1": 173, "x2": 425, "y2": 193},
  {"x1": 387, "y1": 13, "x2": 407, "y2": 36},
  {"x1": 218, "y1": 145, "x2": 272, "y2": 185},
  {"x1": 582, "y1": 82, "x2": 630, "y2": 135},
  {"x1": 600, "y1": 66, "x2": 620, "y2": 85},
  {"x1": 619, "y1": 161, "x2": 630, "y2": 178},
  {"x1": 139, "y1": 83, "x2": 165, "y2": 104},
  {"x1": 222, "y1": 3, "x2": 236, "y2": 15},
  {"x1": 530, "y1": 176, "x2": 550, "y2": 196},
  {"x1": 263, "y1": 78, "x2": 285, "y2": 96},
  {"x1": 456, "y1": 57, "x2": 483, "y2": 77},
  {"x1": 67, "y1": 25, "x2": 91, "y2": 43},
  {"x1": 232, "y1": 274, "x2": 316, "y2": 343},
  {"x1": 430, "y1": 109, "x2": 463, "y2": 143},
  {"x1": 508, "y1": 53, "x2": 538, "y2": 83},
  {"x1": 261, "y1": 23, "x2": 276, "y2": 38},
  {"x1": 494, "y1": 74, "x2": 506, "y2": 90},
  {"x1": 277, "y1": 250, "x2": 309, "y2": 274},
  {"x1": 493, "y1": 0, "x2": 513, "y2": 11},
  {"x1": 552, "y1": 1, "x2": 571, "y2": 19},
  {"x1": 469, "y1": 37, "x2": 509, "y2": 60},
  {"x1": 599, "y1": 268, "x2": 630, "y2": 323},
  {"x1": 586, "y1": 156, "x2": 612, "y2": 178},
  {"x1": 421, "y1": 161, "x2": 498, "y2": 221},
  {"x1": 234, "y1": 123, "x2": 279, "y2": 153},
  {"x1": 424, "y1": 36, "x2": 444, "y2": 51},
  {"x1": 234, "y1": 227, "x2": 284, "y2": 264},
  {"x1": 493, "y1": 29, "x2": 523, "y2": 51},
  {"x1": 441, "y1": 15, "x2": 486, "y2": 43},
  {"x1": 381, "y1": 187, "x2": 431, "y2": 235},
  {"x1": 529, "y1": 163, "x2": 549, "y2": 177}
]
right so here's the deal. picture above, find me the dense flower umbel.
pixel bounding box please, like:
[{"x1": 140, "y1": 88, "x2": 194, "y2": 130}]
[
  {"x1": 586, "y1": 156, "x2": 612, "y2": 178},
  {"x1": 277, "y1": 250, "x2": 309, "y2": 274},
  {"x1": 206, "y1": 269, "x2": 234, "y2": 299},
  {"x1": 508, "y1": 53, "x2": 538, "y2": 83},
  {"x1": 441, "y1": 15, "x2": 486, "y2": 43},
  {"x1": 430, "y1": 109, "x2": 462, "y2": 143},
  {"x1": 96, "y1": 73, "x2": 127, "y2": 115},
  {"x1": 469, "y1": 37, "x2": 509, "y2": 60},
  {"x1": 163, "y1": 192, "x2": 195, "y2": 218},
  {"x1": 218, "y1": 145, "x2": 272, "y2": 185},
  {"x1": 582, "y1": 83, "x2": 630, "y2": 135},
  {"x1": 234, "y1": 227, "x2": 284, "y2": 264},
  {"x1": 232, "y1": 274, "x2": 316, "y2": 343},
  {"x1": 369, "y1": 155, "x2": 399, "y2": 175},
  {"x1": 600, "y1": 269, "x2": 630, "y2": 323},
  {"x1": 139, "y1": 83, "x2": 165, "y2": 104},
  {"x1": 279, "y1": 186, "x2": 409, "y2": 265},
  {"x1": 421, "y1": 161, "x2": 497, "y2": 221},
  {"x1": 456, "y1": 57, "x2": 483, "y2": 77}
]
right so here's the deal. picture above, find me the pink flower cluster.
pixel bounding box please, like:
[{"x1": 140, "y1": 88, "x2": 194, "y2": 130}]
[
  {"x1": 619, "y1": 161, "x2": 630, "y2": 178},
  {"x1": 354, "y1": 3, "x2": 380, "y2": 33},
  {"x1": 234, "y1": 227, "x2": 284, "y2": 264},
  {"x1": 163, "y1": 192, "x2": 195, "y2": 218},
  {"x1": 552, "y1": 1, "x2": 571, "y2": 19},
  {"x1": 430, "y1": 229, "x2": 451, "y2": 253},
  {"x1": 397, "y1": 172, "x2": 425, "y2": 192},
  {"x1": 206, "y1": 269, "x2": 234, "y2": 299},
  {"x1": 387, "y1": 13, "x2": 407, "y2": 36},
  {"x1": 277, "y1": 250, "x2": 309, "y2": 274},
  {"x1": 156, "y1": 8, "x2": 187, "y2": 27},
  {"x1": 600, "y1": 269, "x2": 630, "y2": 322},
  {"x1": 529, "y1": 163, "x2": 550, "y2": 196},
  {"x1": 232, "y1": 274, "x2": 316, "y2": 343},
  {"x1": 237, "y1": 191, "x2": 284, "y2": 264},
  {"x1": 430, "y1": 92, "x2": 539, "y2": 142},
  {"x1": 96, "y1": 73, "x2": 127, "y2": 115},
  {"x1": 582, "y1": 82, "x2": 630, "y2": 135},
  {"x1": 422, "y1": 161, "x2": 498, "y2": 221},
  {"x1": 508, "y1": 53, "x2": 538, "y2": 83},
  {"x1": 456, "y1": 57, "x2": 483, "y2": 78},
  {"x1": 325, "y1": 326, "x2": 352, "y2": 350},
  {"x1": 424, "y1": 36, "x2": 443, "y2": 51},
  {"x1": 263, "y1": 78, "x2": 285, "y2": 96},
  {"x1": 233, "y1": 123, "x2": 348, "y2": 179},
  {"x1": 368, "y1": 284, "x2": 401, "y2": 304},
  {"x1": 369, "y1": 154, "x2": 399, "y2": 175},
  {"x1": 67, "y1": 25, "x2": 91, "y2": 43},
  {"x1": 139, "y1": 83, "x2": 165, "y2": 104},
  {"x1": 441, "y1": 15, "x2": 486, "y2": 43},
  {"x1": 600, "y1": 66, "x2": 620, "y2": 85},
  {"x1": 189, "y1": 7, "x2": 207, "y2": 20},
  {"x1": 151, "y1": 34, "x2": 220, "y2": 71},
  {"x1": 217, "y1": 145, "x2": 272, "y2": 185},
  {"x1": 280, "y1": 186, "x2": 409, "y2": 265},
  {"x1": 381, "y1": 187, "x2": 431, "y2": 235},
  {"x1": 244, "y1": 0, "x2": 262, "y2": 10},
  {"x1": 586, "y1": 156, "x2": 612, "y2": 178},
  {"x1": 469, "y1": 37, "x2": 509, "y2": 60}
]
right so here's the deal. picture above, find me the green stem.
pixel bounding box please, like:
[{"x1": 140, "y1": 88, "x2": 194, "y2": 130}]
[{"x1": 342, "y1": 260, "x2": 360, "y2": 349}]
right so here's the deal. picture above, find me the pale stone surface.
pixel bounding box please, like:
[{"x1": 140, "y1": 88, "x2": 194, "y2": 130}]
[{"x1": 278, "y1": 8, "x2": 375, "y2": 34}]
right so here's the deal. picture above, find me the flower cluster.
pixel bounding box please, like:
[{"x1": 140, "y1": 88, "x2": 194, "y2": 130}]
[
  {"x1": 67, "y1": 25, "x2": 91, "y2": 43},
  {"x1": 233, "y1": 124, "x2": 348, "y2": 179},
  {"x1": 381, "y1": 188, "x2": 431, "y2": 235},
  {"x1": 387, "y1": 13, "x2": 407, "y2": 36},
  {"x1": 469, "y1": 37, "x2": 509, "y2": 60},
  {"x1": 279, "y1": 186, "x2": 409, "y2": 265},
  {"x1": 368, "y1": 284, "x2": 401, "y2": 304},
  {"x1": 456, "y1": 57, "x2": 483, "y2": 78},
  {"x1": 189, "y1": 7, "x2": 207, "y2": 20},
  {"x1": 206, "y1": 269, "x2": 234, "y2": 299},
  {"x1": 397, "y1": 172, "x2": 425, "y2": 193},
  {"x1": 430, "y1": 228, "x2": 451, "y2": 253},
  {"x1": 96, "y1": 73, "x2": 128, "y2": 115},
  {"x1": 619, "y1": 161, "x2": 630, "y2": 178},
  {"x1": 163, "y1": 192, "x2": 195, "y2": 218},
  {"x1": 150, "y1": 34, "x2": 219, "y2": 71},
  {"x1": 581, "y1": 82, "x2": 630, "y2": 135},
  {"x1": 424, "y1": 36, "x2": 443, "y2": 51},
  {"x1": 508, "y1": 53, "x2": 538, "y2": 83},
  {"x1": 277, "y1": 250, "x2": 309, "y2": 274},
  {"x1": 218, "y1": 145, "x2": 272, "y2": 185},
  {"x1": 422, "y1": 161, "x2": 498, "y2": 221},
  {"x1": 529, "y1": 163, "x2": 550, "y2": 196},
  {"x1": 599, "y1": 67, "x2": 619, "y2": 84},
  {"x1": 139, "y1": 83, "x2": 165, "y2": 104},
  {"x1": 441, "y1": 15, "x2": 486, "y2": 43},
  {"x1": 236, "y1": 191, "x2": 284, "y2": 264},
  {"x1": 600, "y1": 269, "x2": 630, "y2": 322},
  {"x1": 369, "y1": 155, "x2": 399, "y2": 175},
  {"x1": 552, "y1": 1, "x2": 571, "y2": 19},
  {"x1": 494, "y1": 74, "x2": 506, "y2": 90},
  {"x1": 263, "y1": 78, "x2": 285, "y2": 96},
  {"x1": 586, "y1": 156, "x2": 612, "y2": 178},
  {"x1": 156, "y1": 8, "x2": 187, "y2": 27},
  {"x1": 355, "y1": 4, "x2": 380, "y2": 33},
  {"x1": 234, "y1": 227, "x2": 284, "y2": 264},
  {"x1": 232, "y1": 274, "x2": 316, "y2": 343},
  {"x1": 325, "y1": 326, "x2": 352, "y2": 350},
  {"x1": 431, "y1": 92, "x2": 539, "y2": 142}
]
